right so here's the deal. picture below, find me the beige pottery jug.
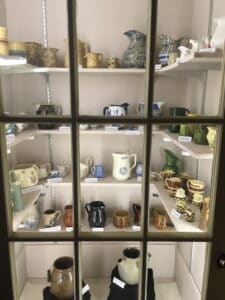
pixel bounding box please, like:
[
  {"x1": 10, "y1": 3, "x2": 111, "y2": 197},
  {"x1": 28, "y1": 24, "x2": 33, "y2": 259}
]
[
  {"x1": 64, "y1": 38, "x2": 88, "y2": 67},
  {"x1": 118, "y1": 248, "x2": 151, "y2": 285}
]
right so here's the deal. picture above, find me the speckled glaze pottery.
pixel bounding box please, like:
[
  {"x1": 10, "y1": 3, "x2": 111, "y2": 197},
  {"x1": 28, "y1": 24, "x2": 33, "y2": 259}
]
[{"x1": 122, "y1": 30, "x2": 146, "y2": 68}]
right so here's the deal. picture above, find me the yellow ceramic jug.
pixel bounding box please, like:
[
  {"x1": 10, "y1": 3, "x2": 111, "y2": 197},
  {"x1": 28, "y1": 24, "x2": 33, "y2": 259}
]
[
  {"x1": 64, "y1": 39, "x2": 88, "y2": 67},
  {"x1": 85, "y1": 52, "x2": 103, "y2": 68}
]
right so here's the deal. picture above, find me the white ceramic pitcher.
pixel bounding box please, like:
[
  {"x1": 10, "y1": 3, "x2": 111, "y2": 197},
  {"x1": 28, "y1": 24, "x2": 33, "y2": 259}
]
[{"x1": 112, "y1": 152, "x2": 137, "y2": 181}]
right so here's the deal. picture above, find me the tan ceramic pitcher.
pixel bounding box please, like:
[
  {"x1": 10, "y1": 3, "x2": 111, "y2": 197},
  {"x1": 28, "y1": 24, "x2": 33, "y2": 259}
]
[
  {"x1": 64, "y1": 38, "x2": 88, "y2": 67},
  {"x1": 85, "y1": 52, "x2": 103, "y2": 68}
]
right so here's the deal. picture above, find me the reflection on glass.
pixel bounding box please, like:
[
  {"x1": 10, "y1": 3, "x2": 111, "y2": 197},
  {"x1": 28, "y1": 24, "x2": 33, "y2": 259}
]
[
  {"x1": 81, "y1": 242, "x2": 141, "y2": 299},
  {"x1": 154, "y1": 1, "x2": 224, "y2": 117},
  {"x1": 1, "y1": 1, "x2": 71, "y2": 116},
  {"x1": 148, "y1": 242, "x2": 208, "y2": 299},
  {"x1": 149, "y1": 123, "x2": 217, "y2": 233},
  {"x1": 79, "y1": 123, "x2": 144, "y2": 233},
  {"x1": 5, "y1": 123, "x2": 73, "y2": 233},
  {"x1": 12, "y1": 242, "x2": 74, "y2": 300}
]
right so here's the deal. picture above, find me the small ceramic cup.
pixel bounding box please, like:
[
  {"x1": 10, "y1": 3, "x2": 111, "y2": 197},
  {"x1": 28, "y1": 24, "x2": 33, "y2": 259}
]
[
  {"x1": 187, "y1": 179, "x2": 205, "y2": 194},
  {"x1": 165, "y1": 177, "x2": 182, "y2": 197},
  {"x1": 183, "y1": 207, "x2": 195, "y2": 222},
  {"x1": 25, "y1": 42, "x2": 42, "y2": 65},
  {"x1": 43, "y1": 209, "x2": 61, "y2": 227},
  {"x1": 40, "y1": 47, "x2": 59, "y2": 67},
  {"x1": 160, "y1": 170, "x2": 175, "y2": 188},
  {"x1": 112, "y1": 210, "x2": 130, "y2": 228},
  {"x1": 56, "y1": 165, "x2": 71, "y2": 177},
  {"x1": 91, "y1": 165, "x2": 104, "y2": 178},
  {"x1": 108, "y1": 57, "x2": 119, "y2": 68}
]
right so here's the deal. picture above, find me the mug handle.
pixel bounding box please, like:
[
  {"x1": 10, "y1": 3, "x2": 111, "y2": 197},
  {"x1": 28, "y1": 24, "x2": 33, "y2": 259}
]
[
  {"x1": 129, "y1": 154, "x2": 137, "y2": 171},
  {"x1": 98, "y1": 53, "x2": 103, "y2": 62},
  {"x1": 9, "y1": 170, "x2": 15, "y2": 184},
  {"x1": 86, "y1": 156, "x2": 94, "y2": 170},
  {"x1": 185, "y1": 108, "x2": 190, "y2": 115},
  {"x1": 165, "y1": 178, "x2": 170, "y2": 188},
  {"x1": 132, "y1": 204, "x2": 138, "y2": 213},
  {"x1": 91, "y1": 166, "x2": 95, "y2": 175},
  {"x1": 186, "y1": 179, "x2": 191, "y2": 190},
  {"x1": 32, "y1": 164, "x2": 39, "y2": 185},
  {"x1": 103, "y1": 106, "x2": 109, "y2": 115},
  {"x1": 54, "y1": 211, "x2": 62, "y2": 222},
  {"x1": 85, "y1": 203, "x2": 91, "y2": 213}
]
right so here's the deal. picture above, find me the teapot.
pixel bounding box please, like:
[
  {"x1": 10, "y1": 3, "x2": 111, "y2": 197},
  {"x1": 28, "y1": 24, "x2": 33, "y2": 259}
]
[
  {"x1": 103, "y1": 103, "x2": 129, "y2": 116},
  {"x1": 9, "y1": 164, "x2": 39, "y2": 189},
  {"x1": 112, "y1": 152, "x2": 137, "y2": 181},
  {"x1": 118, "y1": 248, "x2": 151, "y2": 285}
]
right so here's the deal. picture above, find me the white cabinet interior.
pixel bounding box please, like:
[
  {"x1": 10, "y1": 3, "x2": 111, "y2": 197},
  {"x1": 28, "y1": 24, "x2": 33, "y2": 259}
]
[{"x1": 1, "y1": 0, "x2": 224, "y2": 299}]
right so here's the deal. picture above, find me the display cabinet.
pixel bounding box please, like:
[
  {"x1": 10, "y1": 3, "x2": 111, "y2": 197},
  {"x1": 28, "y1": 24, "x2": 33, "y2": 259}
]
[{"x1": 0, "y1": 0, "x2": 225, "y2": 300}]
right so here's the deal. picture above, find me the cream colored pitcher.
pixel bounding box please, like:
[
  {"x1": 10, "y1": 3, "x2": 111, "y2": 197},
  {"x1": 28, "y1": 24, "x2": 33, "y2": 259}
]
[
  {"x1": 85, "y1": 52, "x2": 103, "y2": 68},
  {"x1": 112, "y1": 152, "x2": 137, "y2": 181},
  {"x1": 64, "y1": 39, "x2": 88, "y2": 67}
]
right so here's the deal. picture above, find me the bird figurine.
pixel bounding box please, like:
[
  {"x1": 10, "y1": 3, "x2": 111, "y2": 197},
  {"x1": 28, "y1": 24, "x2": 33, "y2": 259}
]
[{"x1": 122, "y1": 30, "x2": 146, "y2": 68}]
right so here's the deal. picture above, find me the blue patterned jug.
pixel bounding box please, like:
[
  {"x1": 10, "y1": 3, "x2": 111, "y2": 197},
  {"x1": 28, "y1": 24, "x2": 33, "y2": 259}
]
[{"x1": 122, "y1": 30, "x2": 146, "y2": 68}]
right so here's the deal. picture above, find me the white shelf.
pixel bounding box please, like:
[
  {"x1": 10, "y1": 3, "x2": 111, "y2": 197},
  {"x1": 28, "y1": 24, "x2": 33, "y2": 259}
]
[
  {"x1": 6, "y1": 129, "x2": 213, "y2": 160},
  {"x1": 153, "y1": 182, "x2": 202, "y2": 233},
  {"x1": 13, "y1": 187, "x2": 43, "y2": 231},
  {"x1": 81, "y1": 175, "x2": 142, "y2": 187},
  {"x1": 157, "y1": 56, "x2": 222, "y2": 75},
  {"x1": 0, "y1": 56, "x2": 222, "y2": 75},
  {"x1": 156, "y1": 130, "x2": 213, "y2": 159},
  {"x1": 81, "y1": 218, "x2": 141, "y2": 233}
]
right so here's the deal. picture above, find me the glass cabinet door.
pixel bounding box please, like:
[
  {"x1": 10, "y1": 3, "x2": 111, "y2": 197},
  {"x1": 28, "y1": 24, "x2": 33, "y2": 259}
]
[{"x1": 0, "y1": 0, "x2": 225, "y2": 300}]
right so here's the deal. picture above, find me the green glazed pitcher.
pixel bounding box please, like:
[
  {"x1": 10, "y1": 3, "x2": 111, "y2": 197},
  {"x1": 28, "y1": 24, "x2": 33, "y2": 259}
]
[
  {"x1": 193, "y1": 124, "x2": 209, "y2": 145},
  {"x1": 162, "y1": 149, "x2": 183, "y2": 175}
]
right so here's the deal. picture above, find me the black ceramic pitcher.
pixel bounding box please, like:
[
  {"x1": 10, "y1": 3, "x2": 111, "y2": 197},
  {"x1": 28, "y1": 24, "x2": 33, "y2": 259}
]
[{"x1": 85, "y1": 201, "x2": 106, "y2": 228}]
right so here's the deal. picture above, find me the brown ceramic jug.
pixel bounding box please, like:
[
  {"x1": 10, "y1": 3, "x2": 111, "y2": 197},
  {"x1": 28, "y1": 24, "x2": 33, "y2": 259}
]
[
  {"x1": 63, "y1": 205, "x2": 73, "y2": 227},
  {"x1": 47, "y1": 256, "x2": 74, "y2": 299}
]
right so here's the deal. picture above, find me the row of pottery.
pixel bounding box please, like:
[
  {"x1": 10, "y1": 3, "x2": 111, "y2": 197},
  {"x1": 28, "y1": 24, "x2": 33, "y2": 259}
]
[
  {"x1": 85, "y1": 201, "x2": 141, "y2": 228},
  {"x1": 47, "y1": 247, "x2": 151, "y2": 299},
  {"x1": 65, "y1": 29, "x2": 146, "y2": 69}
]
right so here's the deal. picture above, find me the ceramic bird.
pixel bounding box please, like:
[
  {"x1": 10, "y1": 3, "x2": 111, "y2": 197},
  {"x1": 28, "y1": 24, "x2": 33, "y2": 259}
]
[{"x1": 122, "y1": 30, "x2": 146, "y2": 68}]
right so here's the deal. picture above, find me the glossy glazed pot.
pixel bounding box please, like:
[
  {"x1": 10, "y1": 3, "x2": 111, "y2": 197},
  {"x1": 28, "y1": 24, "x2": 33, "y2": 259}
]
[
  {"x1": 47, "y1": 256, "x2": 74, "y2": 299},
  {"x1": 85, "y1": 201, "x2": 106, "y2": 228},
  {"x1": 63, "y1": 205, "x2": 73, "y2": 227}
]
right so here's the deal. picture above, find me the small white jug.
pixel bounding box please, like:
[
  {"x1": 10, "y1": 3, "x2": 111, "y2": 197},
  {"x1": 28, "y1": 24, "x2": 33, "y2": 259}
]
[{"x1": 112, "y1": 152, "x2": 137, "y2": 181}]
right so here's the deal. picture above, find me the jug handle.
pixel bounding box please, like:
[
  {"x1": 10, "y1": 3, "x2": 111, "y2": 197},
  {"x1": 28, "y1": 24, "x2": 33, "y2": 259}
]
[
  {"x1": 98, "y1": 53, "x2": 103, "y2": 62},
  {"x1": 129, "y1": 154, "x2": 137, "y2": 171},
  {"x1": 9, "y1": 170, "x2": 14, "y2": 184},
  {"x1": 86, "y1": 156, "x2": 94, "y2": 170},
  {"x1": 186, "y1": 179, "x2": 191, "y2": 190},
  {"x1": 103, "y1": 106, "x2": 109, "y2": 115},
  {"x1": 185, "y1": 108, "x2": 190, "y2": 115},
  {"x1": 32, "y1": 164, "x2": 39, "y2": 186},
  {"x1": 165, "y1": 178, "x2": 170, "y2": 189},
  {"x1": 85, "y1": 203, "x2": 91, "y2": 213},
  {"x1": 47, "y1": 269, "x2": 52, "y2": 282}
]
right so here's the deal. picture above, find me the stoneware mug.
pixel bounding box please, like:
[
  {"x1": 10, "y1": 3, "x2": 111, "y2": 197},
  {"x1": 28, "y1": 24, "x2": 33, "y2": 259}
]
[{"x1": 43, "y1": 209, "x2": 61, "y2": 227}]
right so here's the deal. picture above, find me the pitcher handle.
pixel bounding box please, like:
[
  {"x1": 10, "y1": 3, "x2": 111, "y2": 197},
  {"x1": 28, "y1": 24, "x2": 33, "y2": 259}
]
[
  {"x1": 186, "y1": 179, "x2": 191, "y2": 190},
  {"x1": 86, "y1": 156, "x2": 94, "y2": 170},
  {"x1": 129, "y1": 154, "x2": 137, "y2": 171},
  {"x1": 185, "y1": 108, "x2": 190, "y2": 115},
  {"x1": 98, "y1": 53, "x2": 103, "y2": 62},
  {"x1": 103, "y1": 106, "x2": 109, "y2": 115},
  {"x1": 55, "y1": 211, "x2": 62, "y2": 222},
  {"x1": 85, "y1": 203, "x2": 91, "y2": 213},
  {"x1": 9, "y1": 170, "x2": 15, "y2": 184},
  {"x1": 32, "y1": 164, "x2": 39, "y2": 185}
]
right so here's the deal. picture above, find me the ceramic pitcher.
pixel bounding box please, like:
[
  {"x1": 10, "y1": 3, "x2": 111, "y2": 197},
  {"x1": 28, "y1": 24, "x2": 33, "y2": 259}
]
[
  {"x1": 47, "y1": 256, "x2": 74, "y2": 299},
  {"x1": 112, "y1": 152, "x2": 137, "y2": 181},
  {"x1": 118, "y1": 248, "x2": 151, "y2": 285},
  {"x1": 85, "y1": 52, "x2": 103, "y2": 68}
]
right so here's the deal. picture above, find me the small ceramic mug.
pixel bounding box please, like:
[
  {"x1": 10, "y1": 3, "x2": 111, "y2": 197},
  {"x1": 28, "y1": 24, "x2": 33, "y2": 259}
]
[
  {"x1": 187, "y1": 179, "x2": 205, "y2": 193},
  {"x1": 160, "y1": 170, "x2": 175, "y2": 187},
  {"x1": 91, "y1": 165, "x2": 104, "y2": 178},
  {"x1": 43, "y1": 209, "x2": 61, "y2": 227},
  {"x1": 56, "y1": 165, "x2": 71, "y2": 177},
  {"x1": 112, "y1": 210, "x2": 130, "y2": 228},
  {"x1": 108, "y1": 57, "x2": 119, "y2": 68}
]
